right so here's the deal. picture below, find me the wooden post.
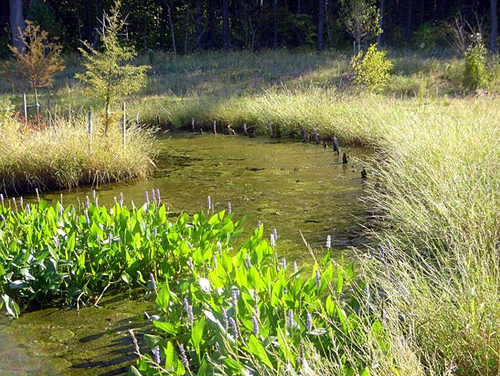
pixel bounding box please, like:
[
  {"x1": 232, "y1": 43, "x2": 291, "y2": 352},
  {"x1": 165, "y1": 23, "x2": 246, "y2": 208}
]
[
  {"x1": 23, "y1": 93, "x2": 27, "y2": 123},
  {"x1": 213, "y1": 120, "x2": 217, "y2": 134},
  {"x1": 122, "y1": 103, "x2": 126, "y2": 147},
  {"x1": 47, "y1": 98, "x2": 52, "y2": 126},
  {"x1": 88, "y1": 110, "x2": 93, "y2": 142}
]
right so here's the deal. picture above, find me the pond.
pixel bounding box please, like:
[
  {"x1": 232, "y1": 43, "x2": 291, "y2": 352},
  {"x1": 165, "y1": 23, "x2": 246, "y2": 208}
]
[{"x1": 0, "y1": 133, "x2": 369, "y2": 375}]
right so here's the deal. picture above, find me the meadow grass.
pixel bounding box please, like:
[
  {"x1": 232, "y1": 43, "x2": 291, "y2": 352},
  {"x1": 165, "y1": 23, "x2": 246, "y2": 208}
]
[{"x1": 0, "y1": 114, "x2": 155, "y2": 194}]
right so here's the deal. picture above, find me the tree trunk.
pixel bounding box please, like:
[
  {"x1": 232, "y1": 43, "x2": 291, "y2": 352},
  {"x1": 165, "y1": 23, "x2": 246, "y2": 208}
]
[
  {"x1": 207, "y1": 0, "x2": 215, "y2": 49},
  {"x1": 318, "y1": 0, "x2": 325, "y2": 51},
  {"x1": 222, "y1": 0, "x2": 229, "y2": 51},
  {"x1": 194, "y1": 0, "x2": 202, "y2": 50},
  {"x1": 406, "y1": 0, "x2": 413, "y2": 45},
  {"x1": 167, "y1": 3, "x2": 177, "y2": 55},
  {"x1": 273, "y1": 0, "x2": 278, "y2": 49},
  {"x1": 377, "y1": 0, "x2": 385, "y2": 48},
  {"x1": 491, "y1": 0, "x2": 498, "y2": 53},
  {"x1": 9, "y1": 0, "x2": 23, "y2": 53},
  {"x1": 84, "y1": 0, "x2": 93, "y2": 44}
]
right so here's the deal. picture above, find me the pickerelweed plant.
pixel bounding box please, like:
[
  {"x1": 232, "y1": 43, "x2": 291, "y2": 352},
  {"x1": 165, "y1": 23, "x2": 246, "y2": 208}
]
[
  {"x1": 0, "y1": 192, "x2": 242, "y2": 316},
  {"x1": 130, "y1": 224, "x2": 384, "y2": 375}
]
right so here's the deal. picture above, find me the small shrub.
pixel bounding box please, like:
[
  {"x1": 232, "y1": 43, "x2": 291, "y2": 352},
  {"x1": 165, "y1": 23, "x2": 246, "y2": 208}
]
[
  {"x1": 349, "y1": 44, "x2": 393, "y2": 93},
  {"x1": 0, "y1": 99, "x2": 13, "y2": 124},
  {"x1": 462, "y1": 33, "x2": 488, "y2": 91}
]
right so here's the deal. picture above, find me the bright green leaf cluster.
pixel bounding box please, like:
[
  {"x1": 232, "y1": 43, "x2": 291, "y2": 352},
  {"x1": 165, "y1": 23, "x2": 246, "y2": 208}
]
[
  {"x1": 75, "y1": 0, "x2": 150, "y2": 134},
  {"x1": 350, "y1": 44, "x2": 393, "y2": 93}
]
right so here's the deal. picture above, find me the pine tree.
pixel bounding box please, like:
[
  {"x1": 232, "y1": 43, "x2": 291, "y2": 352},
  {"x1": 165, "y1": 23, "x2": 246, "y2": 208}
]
[{"x1": 75, "y1": 0, "x2": 149, "y2": 135}]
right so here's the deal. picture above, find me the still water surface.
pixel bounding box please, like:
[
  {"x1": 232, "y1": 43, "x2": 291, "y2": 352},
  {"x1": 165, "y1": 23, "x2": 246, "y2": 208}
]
[{"x1": 0, "y1": 133, "x2": 369, "y2": 375}]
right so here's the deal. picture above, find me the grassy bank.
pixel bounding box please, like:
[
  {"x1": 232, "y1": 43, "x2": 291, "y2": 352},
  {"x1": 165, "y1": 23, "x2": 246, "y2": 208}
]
[
  {"x1": 142, "y1": 90, "x2": 500, "y2": 374},
  {"x1": 0, "y1": 114, "x2": 155, "y2": 195}
]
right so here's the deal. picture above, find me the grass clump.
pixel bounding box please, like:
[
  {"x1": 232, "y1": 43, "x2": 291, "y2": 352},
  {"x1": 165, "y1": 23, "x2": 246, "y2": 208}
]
[{"x1": 0, "y1": 114, "x2": 154, "y2": 194}]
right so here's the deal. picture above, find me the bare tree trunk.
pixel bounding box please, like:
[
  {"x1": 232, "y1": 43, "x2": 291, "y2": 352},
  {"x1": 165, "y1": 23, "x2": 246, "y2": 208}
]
[
  {"x1": 273, "y1": 0, "x2": 278, "y2": 49},
  {"x1": 222, "y1": 0, "x2": 229, "y2": 51},
  {"x1": 377, "y1": 0, "x2": 385, "y2": 47},
  {"x1": 194, "y1": 0, "x2": 202, "y2": 50},
  {"x1": 318, "y1": 0, "x2": 325, "y2": 51},
  {"x1": 9, "y1": 0, "x2": 24, "y2": 53},
  {"x1": 491, "y1": 0, "x2": 498, "y2": 53},
  {"x1": 84, "y1": 0, "x2": 93, "y2": 44},
  {"x1": 184, "y1": 4, "x2": 189, "y2": 54},
  {"x1": 406, "y1": 0, "x2": 413, "y2": 45},
  {"x1": 167, "y1": 3, "x2": 177, "y2": 55},
  {"x1": 207, "y1": 0, "x2": 215, "y2": 49}
]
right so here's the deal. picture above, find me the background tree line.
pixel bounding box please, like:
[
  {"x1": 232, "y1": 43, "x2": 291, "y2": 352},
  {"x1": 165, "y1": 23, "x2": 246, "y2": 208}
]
[{"x1": 0, "y1": 0, "x2": 498, "y2": 57}]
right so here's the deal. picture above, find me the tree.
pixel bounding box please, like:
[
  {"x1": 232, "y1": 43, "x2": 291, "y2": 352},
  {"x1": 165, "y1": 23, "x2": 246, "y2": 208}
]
[
  {"x1": 377, "y1": 0, "x2": 385, "y2": 47},
  {"x1": 318, "y1": 0, "x2": 325, "y2": 51},
  {"x1": 194, "y1": 0, "x2": 203, "y2": 50},
  {"x1": 9, "y1": 0, "x2": 24, "y2": 53},
  {"x1": 491, "y1": 0, "x2": 498, "y2": 53},
  {"x1": 341, "y1": 0, "x2": 381, "y2": 53},
  {"x1": 2, "y1": 21, "x2": 64, "y2": 115},
  {"x1": 75, "y1": 1, "x2": 149, "y2": 135},
  {"x1": 223, "y1": 0, "x2": 230, "y2": 51}
]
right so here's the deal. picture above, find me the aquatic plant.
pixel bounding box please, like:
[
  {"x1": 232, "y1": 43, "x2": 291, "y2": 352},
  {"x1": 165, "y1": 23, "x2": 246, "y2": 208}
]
[
  {"x1": 130, "y1": 220, "x2": 381, "y2": 375},
  {"x1": 0, "y1": 196, "x2": 242, "y2": 315}
]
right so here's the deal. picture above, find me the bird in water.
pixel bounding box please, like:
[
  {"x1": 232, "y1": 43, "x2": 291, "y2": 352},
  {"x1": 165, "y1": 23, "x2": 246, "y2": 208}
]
[
  {"x1": 342, "y1": 152, "x2": 348, "y2": 164},
  {"x1": 332, "y1": 137, "x2": 340, "y2": 155},
  {"x1": 199, "y1": 125, "x2": 204, "y2": 134},
  {"x1": 361, "y1": 167, "x2": 368, "y2": 179},
  {"x1": 227, "y1": 125, "x2": 236, "y2": 135}
]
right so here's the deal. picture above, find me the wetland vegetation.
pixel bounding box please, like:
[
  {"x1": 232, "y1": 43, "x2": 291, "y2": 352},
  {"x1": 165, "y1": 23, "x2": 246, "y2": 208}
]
[{"x1": 1, "y1": 0, "x2": 500, "y2": 375}]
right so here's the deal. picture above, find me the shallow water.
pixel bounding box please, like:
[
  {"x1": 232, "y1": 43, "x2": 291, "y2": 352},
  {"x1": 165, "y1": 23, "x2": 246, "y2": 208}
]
[{"x1": 1, "y1": 133, "x2": 370, "y2": 374}]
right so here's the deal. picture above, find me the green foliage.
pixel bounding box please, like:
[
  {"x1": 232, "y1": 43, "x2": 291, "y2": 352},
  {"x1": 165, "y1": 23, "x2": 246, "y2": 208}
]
[
  {"x1": 413, "y1": 22, "x2": 445, "y2": 53},
  {"x1": 350, "y1": 44, "x2": 393, "y2": 92},
  {"x1": 134, "y1": 222, "x2": 379, "y2": 375},
  {"x1": 462, "y1": 33, "x2": 488, "y2": 91},
  {"x1": 341, "y1": 0, "x2": 381, "y2": 52},
  {"x1": 75, "y1": 0, "x2": 149, "y2": 134},
  {"x1": 0, "y1": 99, "x2": 13, "y2": 124},
  {"x1": 2, "y1": 21, "x2": 65, "y2": 103},
  {"x1": 0, "y1": 199, "x2": 239, "y2": 313}
]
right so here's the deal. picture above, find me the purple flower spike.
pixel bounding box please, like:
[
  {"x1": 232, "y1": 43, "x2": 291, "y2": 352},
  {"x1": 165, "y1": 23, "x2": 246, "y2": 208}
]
[
  {"x1": 222, "y1": 308, "x2": 229, "y2": 331},
  {"x1": 229, "y1": 317, "x2": 239, "y2": 340},
  {"x1": 188, "y1": 305, "x2": 194, "y2": 326},
  {"x1": 315, "y1": 269, "x2": 321, "y2": 289},
  {"x1": 306, "y1": 313, "x2": 312, "y2": 331},
  {"x1": 227, "y1": 202, "x2": 232, "y2": 214},
  {"x1": 326, "y1": 235, "x2": 332, "y2": 249},
  {"x1": 287, "y1": 310, "x2": 294, "y2": 328},
  {"x1": 151, "y1": 189, "x2": 157, "y2": 204},
  {"x1": 231, "y1": 289, "x2": 238, "y2": 313},
  {"x1": 119, "y1": 192, "x2": 124, "y2": 208},
  {"x1": 270, "y1": 233, "x2": 276, "y2": 247},
  {"x1": 85, "y1": 196, "x2": 90, "y2": 208},
  {"x1": 252, "y1": 315, "x2": 259, "y2": 336},
  {"x1": 0, "y1": 194, "x2": 4, "y2": 207},
  {"x1": 150, "y1": 273, "x2": 157, "y2": 292},
  {"x1": 145, "y1": 190, "x2": 150, "y2": 204},
  {"x1": 273, "y1": 228, "x2": 278, "y2": 241},
  {"x1": 156, "y1": 189, "x2": 161, "y2": 204},
  {"x1": 152, "y1": 346, "x2": 160, "y2": 364},
  {"x1": 245, "y1": 254, "x2": 251, "y2": 270},
  {"x1": 207, "y1": 196, "x2": 211, "y2": 211},
  {"x1": 183, "y1": 298, "x2": 190, "y2": 312},
  {"x1": 178, "y1": 344, "x2": 189, "y2": 368}
]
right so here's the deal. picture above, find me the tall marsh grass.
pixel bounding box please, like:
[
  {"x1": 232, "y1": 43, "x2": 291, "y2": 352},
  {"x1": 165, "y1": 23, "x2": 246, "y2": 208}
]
[{"x1": 0, "y1": 114, "x2": 155, "y2": 194}]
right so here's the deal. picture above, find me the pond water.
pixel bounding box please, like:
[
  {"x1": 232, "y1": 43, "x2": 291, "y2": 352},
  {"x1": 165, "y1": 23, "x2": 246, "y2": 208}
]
[{"x1": 0, "y1": 133, "x2": 369, "y2": 375}]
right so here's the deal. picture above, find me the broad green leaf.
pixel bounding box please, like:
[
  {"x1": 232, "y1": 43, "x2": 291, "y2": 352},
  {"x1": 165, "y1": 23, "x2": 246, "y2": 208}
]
[
  {"x1": 153, "y1": 320, "x2": 178, "y2": 335},
  {"x1": 247, "y1": 335, "x2": 273, "y2": 369}
]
